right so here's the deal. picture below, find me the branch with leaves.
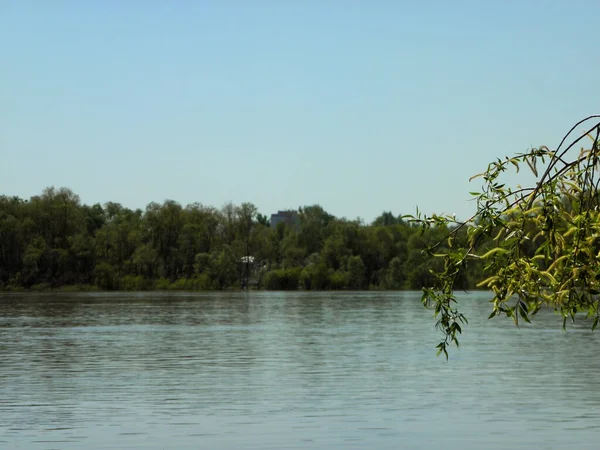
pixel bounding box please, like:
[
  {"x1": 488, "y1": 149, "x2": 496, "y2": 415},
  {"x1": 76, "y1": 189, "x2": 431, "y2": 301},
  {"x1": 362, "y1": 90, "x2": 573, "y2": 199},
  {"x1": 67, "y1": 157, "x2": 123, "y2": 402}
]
[{"x1": 407, "y1": 115, "x2": 600, "y2": 358}]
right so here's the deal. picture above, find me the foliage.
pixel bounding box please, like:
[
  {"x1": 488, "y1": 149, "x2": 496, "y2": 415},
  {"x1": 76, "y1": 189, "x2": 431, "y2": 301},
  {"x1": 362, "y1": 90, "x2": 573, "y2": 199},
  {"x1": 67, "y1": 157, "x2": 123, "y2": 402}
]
[
  {"x1": 0, "y1": 190, "x2": 474, "y2": 292},
  {"x1": 408, "y1": 115, "x2": 600, "y2": 358},
  {"x1": 261, "y1": 267, "x2": 302, "y2": 290}
]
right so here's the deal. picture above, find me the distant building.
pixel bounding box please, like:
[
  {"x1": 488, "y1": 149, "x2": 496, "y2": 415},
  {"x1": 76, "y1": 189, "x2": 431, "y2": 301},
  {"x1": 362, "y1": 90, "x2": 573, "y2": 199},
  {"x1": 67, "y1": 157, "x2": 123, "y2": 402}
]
[{"x1": 270, "y1": 210, "x2": 299, "y2": 229}]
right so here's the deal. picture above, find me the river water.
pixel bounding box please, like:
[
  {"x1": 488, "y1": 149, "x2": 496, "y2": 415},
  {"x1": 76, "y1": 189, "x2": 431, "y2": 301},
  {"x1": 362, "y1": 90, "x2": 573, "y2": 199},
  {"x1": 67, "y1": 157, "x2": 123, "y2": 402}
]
[{"x1": 0, "y1": 291, "x2": 598, "y2": 449}]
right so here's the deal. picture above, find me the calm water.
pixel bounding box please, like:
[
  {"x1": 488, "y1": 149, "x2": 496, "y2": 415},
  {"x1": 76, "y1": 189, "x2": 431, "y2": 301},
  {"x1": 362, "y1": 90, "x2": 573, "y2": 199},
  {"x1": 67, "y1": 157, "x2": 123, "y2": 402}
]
[{"x1": 0, "y1": 291, "x2": 599, "y2": 449}]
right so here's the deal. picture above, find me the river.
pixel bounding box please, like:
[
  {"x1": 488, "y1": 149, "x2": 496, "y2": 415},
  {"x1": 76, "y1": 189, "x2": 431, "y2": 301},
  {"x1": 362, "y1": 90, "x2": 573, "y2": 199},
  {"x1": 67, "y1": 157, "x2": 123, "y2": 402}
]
[{"x1": 0, "y1": 291, "x2": 598, "y2": 449}]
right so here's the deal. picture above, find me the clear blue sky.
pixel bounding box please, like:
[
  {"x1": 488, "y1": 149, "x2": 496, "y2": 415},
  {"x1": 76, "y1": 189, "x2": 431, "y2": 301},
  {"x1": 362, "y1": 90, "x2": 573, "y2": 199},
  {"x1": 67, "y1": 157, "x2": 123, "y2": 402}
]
[{"x1": 1, "y1": 1, "x2": 598, "y2": 222}]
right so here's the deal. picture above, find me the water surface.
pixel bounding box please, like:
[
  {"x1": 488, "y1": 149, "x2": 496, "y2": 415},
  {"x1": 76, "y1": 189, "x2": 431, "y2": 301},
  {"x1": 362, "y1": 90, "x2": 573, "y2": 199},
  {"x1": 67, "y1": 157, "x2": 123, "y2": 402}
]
[{"x1": 0, "y1": 291, "x2": 598, "y2": 449}]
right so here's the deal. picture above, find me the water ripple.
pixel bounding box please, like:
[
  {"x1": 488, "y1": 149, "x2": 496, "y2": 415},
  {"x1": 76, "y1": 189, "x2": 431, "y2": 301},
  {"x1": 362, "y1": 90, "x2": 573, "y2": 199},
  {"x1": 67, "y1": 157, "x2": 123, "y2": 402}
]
[{"x1": 0, "y1": 291, "x2": 599, "y2": 449}]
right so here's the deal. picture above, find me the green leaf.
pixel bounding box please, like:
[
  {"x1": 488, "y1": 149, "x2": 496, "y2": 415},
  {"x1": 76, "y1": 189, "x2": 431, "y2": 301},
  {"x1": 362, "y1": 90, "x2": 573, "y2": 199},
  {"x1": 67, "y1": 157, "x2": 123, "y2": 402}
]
[
  {"x1": 518, "y1": 304, "x2": 531, "y2": 323},
  {"x1": 510, "y1": 159, "x2": 520, "y2": 172},
  {"x1": 436, "y1": 343, "x2": 447, "y2": 359}
]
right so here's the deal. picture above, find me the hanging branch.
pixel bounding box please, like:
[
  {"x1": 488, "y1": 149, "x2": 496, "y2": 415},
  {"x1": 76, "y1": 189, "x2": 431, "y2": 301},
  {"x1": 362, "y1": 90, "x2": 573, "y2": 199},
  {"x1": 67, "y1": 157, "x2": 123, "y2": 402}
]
[{"x1": 407, "y1": 115, "x2": 600, "y2": 358}]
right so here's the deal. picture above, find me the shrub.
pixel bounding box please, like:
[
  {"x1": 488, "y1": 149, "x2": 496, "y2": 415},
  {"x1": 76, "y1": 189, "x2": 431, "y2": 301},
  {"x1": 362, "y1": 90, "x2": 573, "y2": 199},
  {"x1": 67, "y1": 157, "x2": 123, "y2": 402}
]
[
  {"x1": 120, "y1": 275, "x2": 148, "y2": 291},
  {"x1": 262, "y1": 267, "x2": 301, "y2": 290},
  {"x1": 329, "y1": 270, "x2": 349, "y2": 289},
  {"x1": 155, "y1": 278, "x2": 171, "y2": 290}
]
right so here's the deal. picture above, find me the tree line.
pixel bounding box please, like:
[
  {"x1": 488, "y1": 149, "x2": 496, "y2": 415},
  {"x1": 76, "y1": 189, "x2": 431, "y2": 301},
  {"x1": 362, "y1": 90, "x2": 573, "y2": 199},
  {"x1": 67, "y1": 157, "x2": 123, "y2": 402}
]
[{"x1": 0, "y1": 187, "x2": 484, "y2": 291}]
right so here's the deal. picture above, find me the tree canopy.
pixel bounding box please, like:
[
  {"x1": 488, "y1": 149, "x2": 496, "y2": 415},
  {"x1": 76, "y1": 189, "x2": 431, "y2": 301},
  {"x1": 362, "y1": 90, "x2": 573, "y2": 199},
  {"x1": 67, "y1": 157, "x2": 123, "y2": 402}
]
[
  {"x1": 409, "y1": 115, "x2": 600, "y2": 358},
  {"x1": 0, "y1": 189, "x2": 478, "y2": 292}
]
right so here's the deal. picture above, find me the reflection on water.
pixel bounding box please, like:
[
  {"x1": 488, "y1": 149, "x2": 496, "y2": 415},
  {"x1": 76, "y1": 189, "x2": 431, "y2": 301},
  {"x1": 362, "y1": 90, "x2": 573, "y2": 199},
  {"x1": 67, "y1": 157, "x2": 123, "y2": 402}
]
[{"x1": 0, "y1": 291, "x2": 599, "y2": 449}]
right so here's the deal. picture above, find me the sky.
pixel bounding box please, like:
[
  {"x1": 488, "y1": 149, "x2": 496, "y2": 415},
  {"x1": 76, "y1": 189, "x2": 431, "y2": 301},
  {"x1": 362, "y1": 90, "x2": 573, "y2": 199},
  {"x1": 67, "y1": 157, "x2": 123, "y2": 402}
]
[{"x1": 1, "y1": 1, "x2": 599, "y2": 223}]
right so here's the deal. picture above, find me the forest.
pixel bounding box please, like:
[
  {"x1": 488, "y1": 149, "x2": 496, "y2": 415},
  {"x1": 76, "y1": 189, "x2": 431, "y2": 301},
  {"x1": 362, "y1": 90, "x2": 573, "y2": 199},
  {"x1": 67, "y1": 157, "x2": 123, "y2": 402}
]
[{"x1": 0, "y1": 187, "x2": 484, "y2": 291}]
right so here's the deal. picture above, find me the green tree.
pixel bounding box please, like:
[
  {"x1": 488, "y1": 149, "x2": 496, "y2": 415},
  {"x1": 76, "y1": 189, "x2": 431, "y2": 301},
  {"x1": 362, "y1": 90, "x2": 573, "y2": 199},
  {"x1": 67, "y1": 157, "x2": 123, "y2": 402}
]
[
  {"x1": 347, "y1": 255, "x2": 365, "y2": 289},
  {"x1": 145, "y1": 200, "x2": 183, "y2": 279},
  {"x1": 235, "y1": 202, "x2": 258, "y2": 287},
  {"x1": 372, "y1": 211, "x2": 400, "y2": 227},
  {"x1": 132, "y1": 244, "x2": 158, "y2": 279},
  {"x1": 384, "y1": 256, "x2": 405, "y2": 289},
  {"x1": 256, "y1": 213, "x2": 270, "y2": 227},
  {"x1": 22, "y1": 236, "x2": 46, "y2": 285},
  {"x1": 210, "y1": 245, "x2": 238, "y2": 289},
  {"x1": 297, "y1": 205, "x2": 332, "y2": 255},
  {"x1": 69, "y1": 232, "x2": 96, "y2": 283}
]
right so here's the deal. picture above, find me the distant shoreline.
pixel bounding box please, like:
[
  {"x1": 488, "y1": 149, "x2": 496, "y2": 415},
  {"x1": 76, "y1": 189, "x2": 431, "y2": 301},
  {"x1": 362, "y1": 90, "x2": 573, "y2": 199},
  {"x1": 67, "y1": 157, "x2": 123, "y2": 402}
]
[
  {"x1": 0, "y1": 188, "x2": 485, "y2": 293},
  {"x1": 0, "y1": 285, "x2": 489, "y2": 294}
]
